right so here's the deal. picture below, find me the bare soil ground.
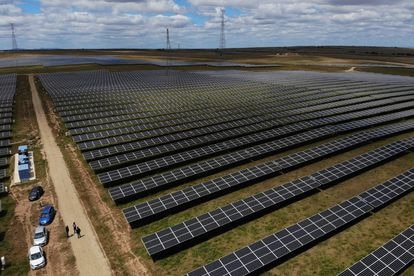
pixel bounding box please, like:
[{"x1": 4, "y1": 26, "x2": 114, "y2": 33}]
[
  {"x1": 29, "y1": 75, "x2": 112, "y2": 275},
  {"x1": 0, "y1": 75, "x2": 76, "y2": 275},
  {"x1": 34, "y1": 77, "x2": 149, "y2": 275},
  {"x1": 11, "y1": 183, "x2": 76, "y2": 276},
  {"x1": 1, "y1": 47, "x2": 414, "y2": 76}
]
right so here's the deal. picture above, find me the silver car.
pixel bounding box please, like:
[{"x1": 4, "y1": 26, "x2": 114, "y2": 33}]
[
  {"x1": 33, "y1": 226, "x2": 48, "y2": 246},
  {"x1": 28, "y1": 246, "x2": 46, "y2": 270}
]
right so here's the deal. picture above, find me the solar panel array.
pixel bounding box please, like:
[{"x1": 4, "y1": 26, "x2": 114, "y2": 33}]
[
  {"x1": 110, "y1": 108, "x2": 414, "y2": 203},
  {"x1": 141, "y1": 137, "x2": 414, "y2": 258},
  {"x1": 0, "y1": 74, "x2": 15, "y2": 184},
  {"x1": 186, "y1": 169, "x2": 414, "y2": 276},
  {"x1": 77, "y1": 87, "x2": 411, "y2": 150},
  {"x1": 91, "y1": 95, "x2": 414, "y2": 174},
  {"x1": 123, "y1": 121, "x2": 414, "y2": 227},
  {"x1": 38, "y1": 70, "x2": 414, "y2": 274},
  {"x1": 339, "y1": 224, "x2": 414, "y2": 276}
]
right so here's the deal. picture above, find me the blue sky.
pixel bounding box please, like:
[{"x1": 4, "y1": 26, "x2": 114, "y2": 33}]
[
  {"x1": 0, "y1": 0, "x2": 413, "y2": 49},
  {"x1": 16, "y1": 0, "x2": 41, "y2": 14}
]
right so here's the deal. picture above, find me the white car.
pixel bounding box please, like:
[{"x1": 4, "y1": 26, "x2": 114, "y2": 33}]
[
  {"x1": 33, "y1": 226, "x2": 48, "y2": 246},
  {"x1": 28, "y1": 246, "x2": 46, "y2": 270}
]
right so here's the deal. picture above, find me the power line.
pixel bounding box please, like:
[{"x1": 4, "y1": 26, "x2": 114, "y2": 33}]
[
  {"x1": 11, "y1": 23, "x2": 18, "y2": 50},
  {"x1": 219, "y1": 9, "x2": 225, "y2": 50},
  {"x1": 166, "y1": 28, "x2": 171, "y2": 50}
]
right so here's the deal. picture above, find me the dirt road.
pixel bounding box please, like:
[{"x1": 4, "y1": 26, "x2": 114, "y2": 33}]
[{"x1": 29, "y1": 75, "x2": 112, "y2": 276}]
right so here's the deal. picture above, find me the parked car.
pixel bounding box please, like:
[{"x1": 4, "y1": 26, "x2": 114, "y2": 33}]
[
  {"x1": 28, "y1": 246, "x2": 46, "y2": 270},
  {"x1": 29, "y1": 186, "x2": 44, "y2": 201},
  {"x1": 33, "y1": 226, "x2": 48, "y2": 246},
  {"x1": 38, "y1": 205, "x2": 55, "y2": 225}
]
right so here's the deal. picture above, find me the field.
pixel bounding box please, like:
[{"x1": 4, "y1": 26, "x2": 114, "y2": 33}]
[
  {"x1": 2, "y1": 46, "x2": 414, "y2": 76},
  {"x1": 0, "y1": 74, "x2": 77, "y2": 275},
  {"x1": 34, "y1": 68, "x2": 414, "y2": 275},
  {"x1": 0, "y1": 47, "x2": 413, "y2": 275}
]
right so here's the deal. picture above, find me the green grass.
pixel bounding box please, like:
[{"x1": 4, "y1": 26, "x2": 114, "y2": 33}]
[
  {"x1": 26, "y1": 67, "x2": 414, "y2": 275},
  {"x1": 0, "y1": 195, "x2": 29, "y2": 275},
  {"x1": 0, "y1": 76, "x2": 33, "y2": 275},
  {"x1": 125, "y1": 131, "x2": 414, "y2": 275},
  {"x1": 357, "y1": 67, "x2": 414, "y2": 77}
]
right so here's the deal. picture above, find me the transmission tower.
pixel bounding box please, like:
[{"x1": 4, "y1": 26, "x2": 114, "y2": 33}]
[
  {"x1": 10, "y1": 23, "x2": 18, "y2": 50},
  {"x1": 219, "y1": 9, "x2": 225, "y2": 50},
  {"x1": 166, "y1": 28, "x2": 171, "y2": 50}
]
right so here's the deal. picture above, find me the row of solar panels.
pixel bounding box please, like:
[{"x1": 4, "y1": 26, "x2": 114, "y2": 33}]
[
  {"x1": 122, "y1": 120, "x2": 414, "y2": 228},
  {"x1": 142, "y1": 137, "x2": 414, "y2": 258},
  {"x1": 60, "y1": 82, "x2": 331, "y2": 129},
  {"x1": 0, "y1": 74, "x2": 16, "y2": 185},
  {"x1": 111, "y1": 117, "x2": 414, "y2": 206},
  {"x1": 40, "y1": 71, "x2": 260, "y2": 106},
  {"x1": 57, "y1": 79, "x2": 396, "y2": 121},
  {"x1": 186, "y1": 168, "x2": 414, "y2": 275},
  {"x1": 63, "y1": 81, "x2": 402, "y2": 132},
  {"x1": 98, "y1": 105, "x2": 414, "y2": 187},
  {"x1": 73, "y1": 85, "x2": 410, "y2": 144},
  {"x1": 41, "y1": 73, "x2": 372, "y2": 125},
  {"x1": 87, "y1": 93, "x2": 414, "y2": 172},
  {"x1": 59, "y1": 84, "x2": 309, "y2": 121},
  {"x1": 0, "y1": 74, "x2": 17, "y2": 99},
  {"x1": 339, "y1": 224, "x2": 414, "y2": 276},
  {"x1": 67, "y1": 83, "x2": 400, "y2": 136},
  {"x1": 67, "y1": 84, "x2": 342, "y2": 137},
  {"x1": 38, "y1": 71, "x2": 413, "y2": 275}
]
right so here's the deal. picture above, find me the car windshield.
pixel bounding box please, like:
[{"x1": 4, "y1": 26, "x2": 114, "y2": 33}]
[
  {"x1": 30, "y1": 252, "x2": 42, "y2": 260},
  {"x1": 34, "y1": 232, "x2": 44, "y2": 239}
]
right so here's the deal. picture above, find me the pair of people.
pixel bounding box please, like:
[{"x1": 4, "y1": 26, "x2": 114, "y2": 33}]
[
  {"x1": 65, "y1": 222, "x2": 82, "y2": 238},
  {"x1": 73, "y1": 222, "x2": 81, "y2": 238}
]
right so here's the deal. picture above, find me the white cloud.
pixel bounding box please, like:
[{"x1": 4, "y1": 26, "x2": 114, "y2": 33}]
[{"x1": 0, "y1": 0, "x2": 413, "y2": 49}]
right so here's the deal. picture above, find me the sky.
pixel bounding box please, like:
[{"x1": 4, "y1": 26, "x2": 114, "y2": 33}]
[{"x1": 0, "y1": 0, "x2": 413, "y2": 49}]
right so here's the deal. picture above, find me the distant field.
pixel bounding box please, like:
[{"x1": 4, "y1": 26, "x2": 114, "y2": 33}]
[
  {"x1": 1, "y1": 46, "x2": 414, "y2": 76},
  {"x1": 35, "y1": 69, "x2": 414, "y2": 275}
]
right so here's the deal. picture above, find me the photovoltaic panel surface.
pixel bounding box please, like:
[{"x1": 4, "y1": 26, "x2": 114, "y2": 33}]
[
  {"x1": 123, "y1": 121, "x2": 414, "y2": 227},
  {"x1": 186, "y1": 169, "x2": 414, "y2": 276},
  {"x1": 339, "y1": 224, "x2": 414, "y2": 276},
  {"x1": 141, "y1": 137, "x2": 414, "y2": 258}
]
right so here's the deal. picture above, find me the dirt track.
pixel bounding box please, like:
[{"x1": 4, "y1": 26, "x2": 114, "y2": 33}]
[{"x1": 29, "y1": 75, "x2": 112, "y2": 276}]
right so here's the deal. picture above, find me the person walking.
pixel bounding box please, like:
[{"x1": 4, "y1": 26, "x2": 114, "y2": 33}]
[
  {"x1": 76, "y1": 226, "x2": 81, "y2": 239},
  {"x1": 73, "y1": 222, "x2": 77, "y2": 235},
  {"x1": 65, "y1": 225, "x2": 70, "y2": 238}
]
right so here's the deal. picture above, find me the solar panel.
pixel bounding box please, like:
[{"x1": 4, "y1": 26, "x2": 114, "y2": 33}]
[
  {"x1": 69, "y1": 85, "x2": 407, "y2": 136},
  {"x1": 339, "y1": 224, "x2": 414, "y2": 276},
  {"x1": 74, "y1": 87, "x2": 411, "y2": 145},
  {"x1": 92, "y1": 120, "x2": 322, "y2": 172},
  {"x1": 359, "y1": 169, "x2": 414, "y2": 210},
  {"x1": 186, "y1": 169, "x2": 414, "y2": 275},
  {"x1": 0, "y1": 157, "x2": 9, "y2": 168},
  {"x1": 187, "y1": 197, "x2": 373, "y2": 276},
  {"x1": 122, "y1": 121, "x2": 414, "y2": 228},
  {"x1": 0, "y1": 139, "x2": 10, "y2": 148},
  {"x1": 0, "y1": 74, "x2": 15, "y2": 187},
  {"x1": 110, "y1": 120, "x2": 414, "y2": 204},
  {"x1": 0, "y1": 148, "x2": 10, "y2": 157},
  {"x1": 85, "y1": 94, "x2": 414, "y2": 167},
  {"x1": 61, "y1": 81, "x2": 313, "y2": 129},
  {"x1": 100, "y1": 107, "x2": 414, "y2": 187},
  {"x1": 141, "y1": 138, "x2": 414, "y2": 258},
  {"x1": 0, "y1": 169, "x2": 7, "y2": 179},
  {"x1": 99, "y1": 125, "x2": 334, "y2": 186},
  {"x1": 80, "y1": 93, "x2": 414, "y2": 153}
]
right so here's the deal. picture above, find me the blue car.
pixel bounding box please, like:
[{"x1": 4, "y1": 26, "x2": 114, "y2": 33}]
[{"x1": 39, "y1": 205, "x2": 55, "y2": 225}]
